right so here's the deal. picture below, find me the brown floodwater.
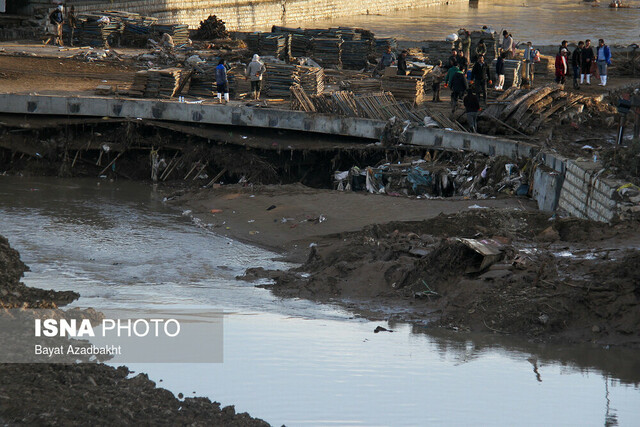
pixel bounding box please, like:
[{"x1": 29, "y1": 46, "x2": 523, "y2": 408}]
[{"x1": 308, "y1": 0, "x2": 640, "y2": 45}]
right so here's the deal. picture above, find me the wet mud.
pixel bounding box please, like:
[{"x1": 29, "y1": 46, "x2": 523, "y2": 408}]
[{"x1": 241, "y1": 210, "x2": 640, "y2": 347}]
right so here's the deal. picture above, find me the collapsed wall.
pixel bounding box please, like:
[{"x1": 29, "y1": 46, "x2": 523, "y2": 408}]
[{"x1": 63, "y1": 0, "x2": 464, "y2": 30}]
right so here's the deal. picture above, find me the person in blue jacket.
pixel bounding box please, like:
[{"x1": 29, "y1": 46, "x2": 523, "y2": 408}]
[
  {"x1": 216, "y1": 59, "x2": 229, "y2": 103},
  {"x1": 596, "y1": 39, "x2": 612, "y2": 86}
]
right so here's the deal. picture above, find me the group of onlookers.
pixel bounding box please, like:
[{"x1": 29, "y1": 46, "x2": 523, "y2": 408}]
[{"x1": 559, "y1": 39, "x2": 612, "y2": 88}]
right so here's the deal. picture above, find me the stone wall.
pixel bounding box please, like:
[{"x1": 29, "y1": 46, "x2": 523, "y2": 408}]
[{"x1": 68, "y1": 0, "x2": 463, "y2": 31}]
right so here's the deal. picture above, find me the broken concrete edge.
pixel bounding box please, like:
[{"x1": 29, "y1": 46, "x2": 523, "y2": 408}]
[{"x1": 0, "y1": 93, "x2": 632, "y2": 222}]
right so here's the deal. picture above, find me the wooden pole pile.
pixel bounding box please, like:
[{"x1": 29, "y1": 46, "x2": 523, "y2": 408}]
[{"x1": 481, "y1": 83, "x2": 588, "y2": 134}]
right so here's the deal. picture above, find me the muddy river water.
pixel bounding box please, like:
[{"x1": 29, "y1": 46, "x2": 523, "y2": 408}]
[
  {"x1": 1, "y1": 176, "x2": 640, "y2": 426},
  {"x1": 309, "y1": 0, "x2": 640, "y2": 46}
]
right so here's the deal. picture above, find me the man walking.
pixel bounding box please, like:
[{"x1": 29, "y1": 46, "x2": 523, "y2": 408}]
[
  {"x1": 448, "y1": 66, "x2": 468, "y2": 114},
  {"x1": 571, "y1": 42, "x2": 584, "y2": 89},
  {"x1": 471, "y1": 54, "x2": 491, "y2": 103},
  {"x1": 430, "y1": 60, "x2": 444, "y2": 102},
  {"x1": 48, "y1": 5, "x2": 64, "y2": 47},
  {"x1": 581, "y1": 39, "x2": 594, "y2": 85},
  {"x1": 246, "y1": 54, "x2": 266, "y2": 100},
  {"x1": 596, "y1": 39, "x2": 612, "y2": 86}
]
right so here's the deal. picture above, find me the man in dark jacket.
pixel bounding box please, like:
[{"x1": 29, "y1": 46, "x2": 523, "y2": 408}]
[
  {"x1": 463, "y1": 89, "x2": 481, "y2": 132},
  {"x1": 397, "y1": 50, "x2": 408, "y2": 75},
  {"x1": 450, "y1": 68, "x2": 468, "y2": 114},
  {"x1": 471, "y1": 54, "x2": 491, "y2": 103},
  {"x1": 581, "y1": 39, "x2": 594, "y2": 85},
  {"x1": 49, "y1": 6, "x2": 64, "y2": 47},
  {"x1": 571, "y1": 41, "x2": 584, "y2": 89},
  {"x1": 446, "y1": 49, "x2": 457, "y2": 70},
  {"x1": 456, "y1": 50, "x2": 468, "y2": 72},
  {"x1": 495, "y1": 52, "x2": 506, "y2": 90}
]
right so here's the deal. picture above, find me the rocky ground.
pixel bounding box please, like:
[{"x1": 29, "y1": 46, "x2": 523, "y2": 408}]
[{"x1": 0, "y1": 235, "x2": 268, "y2": 426}]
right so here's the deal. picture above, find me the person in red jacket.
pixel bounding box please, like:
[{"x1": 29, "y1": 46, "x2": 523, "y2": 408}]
[{"x1": 555, "y1": 48, "x2": 568, "y2": 84}]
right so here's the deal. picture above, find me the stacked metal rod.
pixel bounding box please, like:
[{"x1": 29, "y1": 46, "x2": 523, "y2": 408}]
[
  {"x1": 299, "y1": 66, "x2": 325, "y2": 95},
  {"x1": 264, "y1": 64, "x2": 300, "y2": 97}
]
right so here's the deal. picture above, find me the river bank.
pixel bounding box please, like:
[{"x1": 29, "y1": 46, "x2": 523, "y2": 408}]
[
  {"x1": 0, "y1": 235, "x2": 268, "y2": 426},
  {"x1": 174, "y1": 184, "x2": 640, "y2": 347}
]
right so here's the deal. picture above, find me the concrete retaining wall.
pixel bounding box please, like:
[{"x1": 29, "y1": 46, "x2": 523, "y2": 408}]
[
  {"x1": 67, "y1": 0, "x2": 462, "y2": 30},
  {"x1": 558, "y1": 160, "x2": 620, "y2": 223}
]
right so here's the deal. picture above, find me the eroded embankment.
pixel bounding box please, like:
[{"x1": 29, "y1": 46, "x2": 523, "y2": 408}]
[
  {"x1": 241, "y1": 210, "x2": 640, "y2": 347},
  {"x1": 0, "y1": 235, "x2": 268, "y2": 426}
]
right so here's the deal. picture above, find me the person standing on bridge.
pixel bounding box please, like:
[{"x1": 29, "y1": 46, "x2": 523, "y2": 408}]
[
  {"x1": 555, "y1": 48, "x2": 568, "y2": 85},
  {"x1": 216, "y1": 59, "x2": 230, "y2": 103},
  {"x1": 581, "y1": 39, "x2": 594, "y2": 85},
  {"x1": 66, "y1": 6, "x2": 77, "y2": 47},
  {"x1": 471, "y1": 54, "x2": 491, "y2": 103},
  {"x1": 571, "y1": 41, "x2": 584, "y2": 89},
  {"x1": 246, "y1": 54, "x2": 266, "y2": 100}
]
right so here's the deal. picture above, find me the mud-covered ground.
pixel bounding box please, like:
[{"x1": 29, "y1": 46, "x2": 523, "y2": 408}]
[
  {"x1": 0, "y1": 235, "x2": 268, "y2": 426},
  {"x1": 240, "y1": 210, "x2": 640, "y2": 347}
]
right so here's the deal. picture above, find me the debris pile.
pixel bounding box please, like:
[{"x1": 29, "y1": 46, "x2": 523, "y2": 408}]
[
  {"x1": 332, "y1": 153, "x2": 529, "y2": 199},
  {"x1": 192, "y1": 15, "x2": 229, "y2": 40}
]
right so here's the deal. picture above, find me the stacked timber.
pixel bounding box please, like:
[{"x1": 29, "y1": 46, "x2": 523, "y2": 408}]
[
  {"x1": 340, "y1": 79, "x2": 383, "y2": 94},
  {"x1": 381, "y1": 75, "x2": 425, "y2": 104},
  {"x1": 299, "y1": 66, "x2": 325, "y2": 95},
  {"x1": 481, "y1": 84, "x2": 588, "y2": 134},
  {"x1": 491, "y1": 59, "x2": 522, "y2": 88},
  {"x1": 469, "y1": 31, "x2": 498, "y2": 63},
  {"x1": 264, "y1": 64, "x2": 300, "y2": 97},
  {"x1": 421, "y1": 40, "x2": 455, "y2": 63},
  {"x1": 375, "y1": 38, "x2": 398, "y2": 55},
  {"x1": 129, "y1": 70, "x2": 148, "y2": 97},
  {"x1": 311, "y1": 37, "x2": 343, "y2": 68},
  {"x1": 188, "y1": 62, "x2": 217, "y2": 97},
  {"x1": 246, "y1": 32, "x2": 287, "y2": 58},
  {"x1": 75, "y1": 14, "x2": 124, "y2": 47},
  {"x1": 342, "y1": 40, "x2": 371, "y2": 70},
  {"x1": 290, "y1": 34, "x2": 312, "y2": 57}
]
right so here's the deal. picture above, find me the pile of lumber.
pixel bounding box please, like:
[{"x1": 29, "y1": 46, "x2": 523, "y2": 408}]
[
  {"x1": 340, "y1": 78, "x2": 383, "y2": 93},
  {"x1": 469, "y1": 31, "x2": 498, "y2": 63},
  {"x1": 246, "y1": 32, "x2": 287, "y2": 58},
  {"x1": 342, "y1": 40, "x2": 371, "y2": 70},
  {"x1": 290, "y1": 34, "x2": 311, "y2": 57},
  {"x1": 264, "y1": 64, "x2": 325, "y2": 97},
  {"x1": 490, "y1": 59, "x2": 521, "y2": 88},
  {"x1": 73, "y1": 14, "x2": 124, "y2": 47},
  {"x1": 381, "y1": 75, "x2": 425, "y2": 104},
  {"x1": 375, "y1": 38, "x2": 398, "y2": 55},
  {"x1": 129, "y1": 68, "x2": 188, "y2": 98},
  {"x1": 188, "y1": 62, "x2": 217, "y2": 97},
  {"x1": 481, "y1": 84, "x2": 588, "y2": 134},
  {"x1": 264, "y1": 64, "x2": 300, "y2": 97},
  {"x1": 421, "y1": 40, "x2": 455, "y2": 64},
  {"x1": 299, "y1": 66, "x2": 325, "y2": 95},
  {"x1": 311, "y1": 37, "x2": 343, "y2": 68}
]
